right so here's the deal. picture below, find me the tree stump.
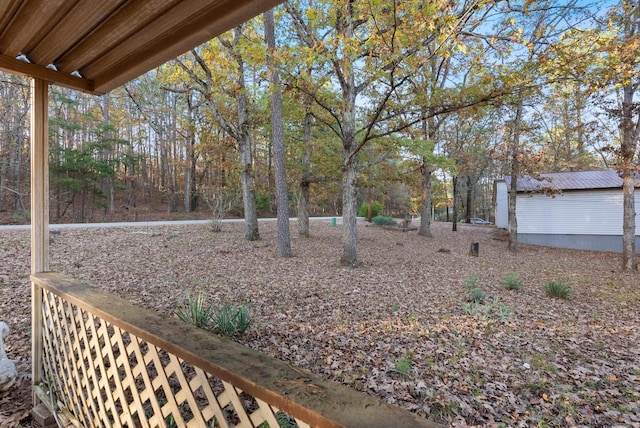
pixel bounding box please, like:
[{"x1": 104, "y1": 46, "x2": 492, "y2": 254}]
[{"x1": 469, "y1": 242, "x2": 479, "y2": 257}]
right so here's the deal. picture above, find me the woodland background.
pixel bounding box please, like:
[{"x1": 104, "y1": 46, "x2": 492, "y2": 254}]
[
  {"x1": 1, "y1": 1, "x2": 640, "y2": 426},
  {"x1": 0, "y1": 0, "x2": 635, "y2": 233}
]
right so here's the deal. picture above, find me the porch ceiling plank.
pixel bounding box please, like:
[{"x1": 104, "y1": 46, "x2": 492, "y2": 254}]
[
  {"x1": 0, "y1": 0, "x2": 76, "y2": 57},
  {"x1": 0, "y1": 0, "x2": 22, "y2": 36},
  {"x1": 0, "y1": 54, "x2": 94, "y2": 92},
  {"x1": 54, "y1": 0, "x2": 183, "y2": 74},
  {"x1": 27, "y1": 0, "x2": 128, "y2": 65},
  {"x1": 0, "y1": 0, "x2": 284, "y2": 95},
  {"x1": 89, "y1": 0, "x2": 283, "y2": 94},
  {"x1": 78, "y1": 0, "x2": 226, "y2": 80}
]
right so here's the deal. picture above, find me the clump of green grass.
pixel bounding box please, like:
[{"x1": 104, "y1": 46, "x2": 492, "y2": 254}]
[
  {"x1": 175, "y1": 292, "x2": 214, "y2": 329},
  {"x1": 371, "y1": 215, "x2": 397, "y2": 226},
  {"x1": 394, "y1": 357, "x2": 413, "y2": 376},
  {"x1": 210, "y1": 301, "x2": 254, "y2": 338},
  {"x1": 468, "y1": 287, "x2": 486, "y2": 303},
  {"x1": 175, "y1": 293, "x2": 254, "y2": 338},
  {"x1": 463, "y1": 273, "x2": 479, "y2": 290},
  {"x1": 502, "y1": 271, "x2": 524, "y2": 291},
  {"x1": 545, "y1": 280, "x2": 572, "y2": 299},
  {"x1": 257, "y1": 412, "x2": 299, "y2": 428},
  {"x1": 462, "y1": 273, "x2": 486, "y2": 303}
]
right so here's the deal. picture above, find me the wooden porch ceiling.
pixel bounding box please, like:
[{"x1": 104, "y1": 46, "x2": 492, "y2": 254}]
[{"x1": 0, "y1": 0, "x2": 282, "y2": 95}]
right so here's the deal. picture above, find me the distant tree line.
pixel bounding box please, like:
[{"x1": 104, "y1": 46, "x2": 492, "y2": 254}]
[{"x1": 0, "y1": 1, "x2": 637, "y2": 269}]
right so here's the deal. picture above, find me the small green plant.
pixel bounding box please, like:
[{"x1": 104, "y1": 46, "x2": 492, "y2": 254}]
[
  {"x1": 394, "y1": 357, "x2": 413, "y2": 376},
  {"x1": 255, "y1": 193, "x2": 271, "y2": 216},
  {"x1": 463, "y1": 301, "x2": 482, "y2": 316},
  {"x1": 175, "y1": 292, "x2": 214, "y2": 329},
  {"x1": 464, "y1": 298, "x2": 511, "y2": 323},
  {"x1": 11, "y1": 210, "x2": 30, "y2": 224},
  {"x1": 257, "y1": 412, "x2": 299, "y2": 428},
  {"x1": 496, "y1": 302, "x2": 511, "y2": 322},
  {"x1": 210, "y1": 301, "x2": 254, "y2": 337},
  {"x1": 175, "y1": 294, "x2": 254, "y2": 338},
  {"x1": 358, "y1": 200, "x2": 384, "y2": 218},
  {"x1": 371, "y1": 215, "x2": 397, "y2": 225},
  {"x1": 468, "y1": 288, "x2": 486, "y2": 303},
  {"x1": 502, "y1": 271, "x2": 524, "y2": 291},
  {"x1": 545, "y1": 280, "x2": 572, "y2": 299},
  {"x1": 463, "y1": 274, "x2": 479, "y2": 290}
]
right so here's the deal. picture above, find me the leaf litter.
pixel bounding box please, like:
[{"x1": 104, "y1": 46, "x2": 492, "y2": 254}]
[{"x1": 0, "y1": 221, "x2": 639, "y2": 427}]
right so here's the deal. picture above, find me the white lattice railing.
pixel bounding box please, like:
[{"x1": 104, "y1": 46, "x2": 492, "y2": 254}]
[{"x1": 31, "y1": 272, "x2": 438, "y2": 428}]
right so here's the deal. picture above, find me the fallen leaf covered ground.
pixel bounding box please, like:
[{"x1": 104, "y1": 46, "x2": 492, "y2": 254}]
[{"x1": 1, "y1": 221, "x2": 639, "y2": 427}]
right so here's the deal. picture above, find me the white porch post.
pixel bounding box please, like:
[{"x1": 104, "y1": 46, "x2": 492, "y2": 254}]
[{"x1": 30, "y1": 78, "x2": 49, "y2": 404}]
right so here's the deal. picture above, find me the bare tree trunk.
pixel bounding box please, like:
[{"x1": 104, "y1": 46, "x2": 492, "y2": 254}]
[
  {"x1": 419, "y1": 112, "x2": 439, "y2": 237},
  {"x1": 233, "y1": 30, "x2": 260, "y2": 241},
  {"x1": 339, "y1": 11, "x2": 359, "y2": 267},
  {"x1": 466, "y1": 175, "x2": 473, "y2": 222},
  {"x1": 298, "y1": 104, "x2": 313, "y2": 237},
  {"x1": 102, "y1": 94, "x2": 115, "y2": 215},
  {"x1": 508, "y1": 95, "x2": 524, "y2": 253},
  {"x1": 0, "y1": 102, "x2": 8, "y2": 212},
  {"x1": 452, "y1": 175, "x2": 459, "y2": 232},
  {"x1": 184, "y1": 97, "x2": 198, "y2": 213},
  {"x1": 418, "y1": 160, "x2": 432, "y2": 237},
  {"x1": 264, "y1": 8, "x2": 291, "y2": 257},
  {"x1": 341, "y1": 155, "x2": 359, "y2": 266},
  {"x1": 621, "y1": 84, "x2": 638, "y2": 271},
  {"x1": 11, "y1": 109, "x2": 24, "y2": 214}
]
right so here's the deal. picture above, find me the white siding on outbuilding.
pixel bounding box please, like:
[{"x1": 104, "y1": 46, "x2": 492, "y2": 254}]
[
  {"x1": 517, "y1": 189, "x2": 639, "y2": 235},
  {"x1": 494, "y1": 180, "x2": 508, "y2": 229},
  {"x1": 494, "y1": 171, "x2": 640, "y2": 252}
]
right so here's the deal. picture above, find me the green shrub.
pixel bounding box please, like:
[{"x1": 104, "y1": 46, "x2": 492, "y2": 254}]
[
  {"x1": 358, "y1": 200, "x2": 383, "y2": 218},
  {"x1": 502, "y1": 272, "x2": 524, "y2": 291},
  {"x1": 371, "y1": 215, "x2": 397, "y2": 225},
  {"x1": 468, "y1": 288, "x2": 486, "y2": 303},
  {"x1": 210, "y1": 301, "x2": 254, "y2": 337},
  {"x1": 255, "y1": 194, "x2": 271, "y2": 216},
  {"x1": 463, "y1": 274, "x2": 479, "y2": 290},
  {"x1": 12, "y1": 210, "x2": 30, "y2": 224},
  {"x1": 175, "y1": 292, "x2": 214, "y2": 329},
  {"x1": 258, "y1": 412, "x2": 299, "y2": 428},
  {"x1": 175, "y1": 294, "x2": 254, "y2": 338},
  {"x1": 545, "y1": 280, "x2": 572, "y2": 299},
  {"x1": 394, "y1": 357, "x2": 413, "y2": 376}
]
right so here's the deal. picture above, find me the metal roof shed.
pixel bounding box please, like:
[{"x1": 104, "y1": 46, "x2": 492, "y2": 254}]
[{"x1": 495, "y1": 170, "x2": 640, "y2": 252}]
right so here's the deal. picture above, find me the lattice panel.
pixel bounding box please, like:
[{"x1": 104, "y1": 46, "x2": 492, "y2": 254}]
[{"x1": 40, "y1": 288, "x2": 312, "y2": 428}]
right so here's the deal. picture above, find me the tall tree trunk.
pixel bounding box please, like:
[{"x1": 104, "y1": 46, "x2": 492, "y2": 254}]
[
  {"x1": 508, "y1": 94, "x2": 524, "y2": 253},
  {"x1": 234, "y1": 31, "x2": 260, "y2": 241},
  {"x1": 0, "y1": 109, "x2": 7, "y2": 212},
  {"x1": 184, "y1": 97, "x2": 198, "y2": 213},
  {"x1": 618, "y1": 2, "x2": 639, "y2": 272},
  {"x1": 11, "y1": 112, "x2": 24, "y2": 214},
  {"x1": 264, "y1": 8, "x2": 291, "y2": 257},
  {"x1": 102, "y1": 94, "x2": 114, "y2": 215},
  {"x1": 452, "y1": 175, "x2": 458, "y2": 232},
  {"x1": 418, "y1": 160, "x2": 432, "y2": 237},
  {"x1": 341, "y1": 154, "x2": 359, "y2": 266},
  {"x1": 620, "y1": 84, "x2": 638, "y2": 271},
  {"x1": 335, "y1": 4, "x2": 359, "y2": 267},
  {"x1": 466, "y1": 175, "x2": 473, "y2": 222},
  {"x1": 419, "y1": 112, "x2": 437, "y2": 237},
  {"x1": 298, "y1": 100, "x2": 313, "y2": 238}
]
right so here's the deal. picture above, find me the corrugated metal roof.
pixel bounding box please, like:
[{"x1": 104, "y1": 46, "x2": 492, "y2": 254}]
[{"x1": 503, "y1": 170, "x2": 631, "y2": 192}]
